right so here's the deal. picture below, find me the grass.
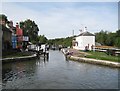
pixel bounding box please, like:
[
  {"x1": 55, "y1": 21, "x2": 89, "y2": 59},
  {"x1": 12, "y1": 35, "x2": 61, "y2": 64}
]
[
  {"x1": 2, "y1": 51, "x2": 34, "y2": 58},
  {"x1": 85, "y1": 51, "x2": 120, "y2": 62},
  {"x1": 3, "y1": 52, "x2": 30, "y2": 58}
]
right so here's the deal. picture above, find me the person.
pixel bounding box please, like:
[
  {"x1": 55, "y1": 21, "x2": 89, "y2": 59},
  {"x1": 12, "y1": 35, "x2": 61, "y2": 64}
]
[
  {"x1": 85, "y1": 46, "x2": 88, "y2": 51},
  {"x1": 46, "y1": 45, "x2": 50, "y2": 51},
  {"x1": 91, "y1": 45, "x2": 94, "y2": 51},
  {"x1": 43, "y1": 46, "x2": 46, "y2": 56},
  {"x1": 65, "y1": 49, "x2": 69, "y2": 55},
  {"x1": 46, "y1": 47, "x2": 49, "y2": 59}
]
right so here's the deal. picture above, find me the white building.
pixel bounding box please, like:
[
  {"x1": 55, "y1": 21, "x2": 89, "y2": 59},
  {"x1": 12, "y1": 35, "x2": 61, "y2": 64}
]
[{"x1": 72, "y1": 28, "x2": 95, "y2": 51}]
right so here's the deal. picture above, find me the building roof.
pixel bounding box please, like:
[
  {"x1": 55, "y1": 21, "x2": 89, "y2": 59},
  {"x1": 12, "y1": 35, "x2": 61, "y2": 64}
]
[{"x1": 77, "y1": 31, "x2": 95, "y2": 36}]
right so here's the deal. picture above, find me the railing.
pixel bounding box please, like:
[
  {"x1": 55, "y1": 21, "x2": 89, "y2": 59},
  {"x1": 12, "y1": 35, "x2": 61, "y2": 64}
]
[{"x1": 95, "y1": 46, "x2": 120, "y2": 56}]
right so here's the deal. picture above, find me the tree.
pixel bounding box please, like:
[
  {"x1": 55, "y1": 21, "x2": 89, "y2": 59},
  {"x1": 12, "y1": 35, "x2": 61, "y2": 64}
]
[
  {"x1": 115, "y1": 30, "x2": 120, "y2": 48},
  {"x1": 105, "y1": 32, "x2": 115, "y2": 46},
  {"x1": 95, "y1": 29, "x2": 120, "y2": 48},
  {"x1": 0, "y1": 14, "x2": 8, "y2": 25},
  {"x1": 47, "y1": 36, "x2": 73, "y2": 48},
  {"x1": 115, "y1": 37, "x2": 120, "y2": 48},
  {"x1": 116, "y1": 29, "x2": 120, "y2": 37},
  {"x1": 20, "y1": 19, "x2": 39, "y2": 43},
  {"x1": 95, "y1": 30, "x2": 108, "y2": 45},
  {"x1": 38, "y1": 35, "x2": 48, "y2": 44},
  {"x1": 0, "y1": 14, "x2": 8, "y2": 21}
]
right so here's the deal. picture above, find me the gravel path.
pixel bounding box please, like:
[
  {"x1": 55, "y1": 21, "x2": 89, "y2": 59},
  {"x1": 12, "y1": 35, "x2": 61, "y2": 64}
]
[{"x1": 68, "y1": 48, "x2": 90, "y2": 57}]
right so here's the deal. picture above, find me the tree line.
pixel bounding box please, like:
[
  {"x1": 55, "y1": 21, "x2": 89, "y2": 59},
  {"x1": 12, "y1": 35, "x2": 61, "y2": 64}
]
[
  {"x1": 47, "y1": 37, "x2": 73, "y2": 48},
  {"x1": 95, "y1": 30, "x2": 120, "y2": 48}
]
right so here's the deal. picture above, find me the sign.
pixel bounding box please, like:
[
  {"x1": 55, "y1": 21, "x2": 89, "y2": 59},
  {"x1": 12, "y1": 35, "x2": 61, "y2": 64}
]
[
  {"x1": 12, "y1": 36, "x2": 17, "y2": 48},
  {"x1": 23, "y1": 36, "x2": 29, "y2": 41}
]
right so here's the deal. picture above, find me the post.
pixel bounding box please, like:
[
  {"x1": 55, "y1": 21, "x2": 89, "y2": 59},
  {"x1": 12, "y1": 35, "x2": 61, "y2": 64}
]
[
  {"x1": 46, "y1": 47, "x2": 49, "y2": 59},
  {"x1": 46, "y1": 52, "x2": 49, "y2": 59},
  {"x1": 72, "y1": 30, "x2": 74, "y2": 36}
]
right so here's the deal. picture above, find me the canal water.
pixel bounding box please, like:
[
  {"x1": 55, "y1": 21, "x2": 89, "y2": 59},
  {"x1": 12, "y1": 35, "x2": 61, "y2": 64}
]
[{"x1": 2, "y1": 50, "x2": 119, "y2": 89}]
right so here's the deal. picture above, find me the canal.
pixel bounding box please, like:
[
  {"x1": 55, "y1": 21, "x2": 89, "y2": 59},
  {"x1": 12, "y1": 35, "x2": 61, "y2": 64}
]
[{"x1": 2, "y1": 50, "x2": 119, "y2": 89}]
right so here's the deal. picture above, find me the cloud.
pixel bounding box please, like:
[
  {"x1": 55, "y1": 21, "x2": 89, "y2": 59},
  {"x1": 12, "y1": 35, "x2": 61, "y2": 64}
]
[{"x1": 1, "y1": 2, "x2": 118, "y2": 39}]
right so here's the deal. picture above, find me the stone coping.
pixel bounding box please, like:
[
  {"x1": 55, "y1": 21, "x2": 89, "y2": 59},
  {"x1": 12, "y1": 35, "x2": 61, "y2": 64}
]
[
  {"x1": 62, "y1": 48, "x2": 120, "y2": 68},
  {"x1": 1, "y1": 54, "x2": 37, "y2": 63},
  {"x1": 69, "y1": 56, "x2": 120, "y2": 68}
]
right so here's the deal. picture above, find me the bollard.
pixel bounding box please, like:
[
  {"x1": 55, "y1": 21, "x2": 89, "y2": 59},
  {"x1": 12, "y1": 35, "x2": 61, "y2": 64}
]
[
  {"x1": 46, "y1": 53, "x2": 49, "y2": 59},
  {"x1": 43, "y1": 52, "x2": 46, "y2": 57}
]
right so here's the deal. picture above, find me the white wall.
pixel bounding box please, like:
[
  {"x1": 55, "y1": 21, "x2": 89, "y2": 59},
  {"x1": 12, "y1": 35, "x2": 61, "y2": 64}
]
[{"x1": 74, "y1": 36, "x2": 95, "y2": 50}]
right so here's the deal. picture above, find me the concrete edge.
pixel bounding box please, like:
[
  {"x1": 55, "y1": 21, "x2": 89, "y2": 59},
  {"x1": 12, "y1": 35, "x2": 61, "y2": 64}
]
[
  {"x1": 61, "y1": 48, "x2": 120, "y2": 68},
  {"x1": 69, "y1": 56, "x2": 120, "y2": 68},
  {"x1": 1, "y1": 54, "x2": 37, "y2": 63}
]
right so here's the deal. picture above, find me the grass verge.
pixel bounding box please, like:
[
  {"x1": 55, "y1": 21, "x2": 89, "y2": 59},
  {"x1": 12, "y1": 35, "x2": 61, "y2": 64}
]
[
  {"x1": 2, "y1": 51, "x2": 34, "y2": 58},
  {"x1": 85, "y1": 51, "x2": 120, "y2": 62}
]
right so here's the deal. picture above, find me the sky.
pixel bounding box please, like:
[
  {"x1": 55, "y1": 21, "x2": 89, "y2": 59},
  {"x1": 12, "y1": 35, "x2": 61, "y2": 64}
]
[{"x1": 1, "y1": 1, "x2": 118, "y2": 39}]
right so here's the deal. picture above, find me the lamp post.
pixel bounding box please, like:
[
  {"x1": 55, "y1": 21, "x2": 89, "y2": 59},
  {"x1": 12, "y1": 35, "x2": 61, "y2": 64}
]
[{"x1": 25, "y1": 30, "x2": 29, "y2": 50}]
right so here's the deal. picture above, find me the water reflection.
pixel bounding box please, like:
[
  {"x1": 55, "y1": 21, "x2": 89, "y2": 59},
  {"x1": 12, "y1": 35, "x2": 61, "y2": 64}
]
[{"x1": 2, "y1": 50, "x2": 119, "y2": 89}]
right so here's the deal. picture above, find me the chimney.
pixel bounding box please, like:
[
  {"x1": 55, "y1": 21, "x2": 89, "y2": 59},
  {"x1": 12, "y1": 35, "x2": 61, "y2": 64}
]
[
  {"x1": 16, "y1": 23, "x2": 19, "y2": 29},
  {"x1": 84, "y1": 27, "x2": 87, "y2": 32}
]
